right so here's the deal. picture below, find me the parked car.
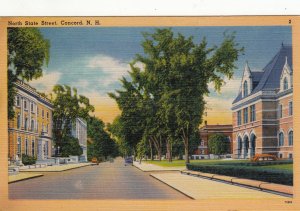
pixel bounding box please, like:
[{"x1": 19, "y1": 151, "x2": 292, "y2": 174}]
[
  {"x1": 91, "y1": 157, "x2": 99, "y2": 165},
  {"x1": 124, "y1": 157, "x2": 133, "y2": 166}
]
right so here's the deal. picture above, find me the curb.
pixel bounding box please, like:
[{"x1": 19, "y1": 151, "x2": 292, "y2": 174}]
[
  {"x1": 182, "y1": 170, "x2": 293, "y2": 197},
  {"x1": 133, "y1": 163, "x2": 184, "y2": 172},
  {"x1": 9, "y1": 174, "x2": 44, "y2": 184},
  {"x1": 150, "y1": 174, "x2": 195, "y2": 200},
  {"x1": 20, "y1": 163, "x2": 92, "y2": 172}
]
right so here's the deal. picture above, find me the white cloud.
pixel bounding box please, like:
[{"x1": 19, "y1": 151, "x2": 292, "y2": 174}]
[
  {"x1": 29, "y1": 71, "x2": 61, "y2": 94},
  {"x1": 88, "y1": 54, "x2": 130, "y2": 86},
  {"x1": 70, "y1": 79, "x2": 89, "y2": 90}
]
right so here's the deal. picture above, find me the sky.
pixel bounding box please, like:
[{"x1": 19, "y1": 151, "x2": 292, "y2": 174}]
[{"x1": 29, "y1": 26, "x2": 292, "y2": 124}]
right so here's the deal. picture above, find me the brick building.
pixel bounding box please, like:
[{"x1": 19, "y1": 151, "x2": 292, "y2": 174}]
[
  {"x1": 232, "y1": 44, "x2": 293, "y2": 159},
  {"x1": 195, "y1": 123, "x2": 233, "y2": 157},
  {"x1": 8, "y1": 80, "x2": 53, "y2": 163}
]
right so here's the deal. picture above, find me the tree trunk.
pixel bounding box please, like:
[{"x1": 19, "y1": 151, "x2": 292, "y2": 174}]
[
  {"x1": 149, "y1": 139, "x2": 153, "y2": 160},
  {"x1": 170, "y1": 142, "x2": 173, "y2": 162},
  {"x1": 166, "y1": 140, "x2": 172, "y2": 162},
  {"x1": 184, "y1": 138, "x2": 189, "y2": 164}
]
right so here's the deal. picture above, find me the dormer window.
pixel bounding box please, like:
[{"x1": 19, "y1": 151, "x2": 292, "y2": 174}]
[
  {"x1": 283, "y1": 77, "x2": 288, "y2": 90},
  {"x1": 243, "y1": 81, "x2": 248, "y2": 97}
]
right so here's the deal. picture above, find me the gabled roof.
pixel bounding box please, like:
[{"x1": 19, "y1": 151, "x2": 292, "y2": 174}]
[{"x1": 233, "y1": 44, "x2": 292, "y2": 104}]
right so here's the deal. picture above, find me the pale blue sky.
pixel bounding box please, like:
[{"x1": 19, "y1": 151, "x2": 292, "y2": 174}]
[{"x1": 29, "y1": 26, "x2": 292, "y2": 123}]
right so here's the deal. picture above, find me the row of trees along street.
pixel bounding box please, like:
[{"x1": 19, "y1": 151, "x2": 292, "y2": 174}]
[
  {"x1": 108, "y1": 28, "x2": 243, "y2": 163},
  {"x1": 8, "y1": 28, "x2": 118, "y2": 161}
]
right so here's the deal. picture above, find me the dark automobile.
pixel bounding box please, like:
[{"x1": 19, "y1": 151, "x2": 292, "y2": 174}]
[{"x1": 124, "y1": 157, "x2": 133, "y2": 166}]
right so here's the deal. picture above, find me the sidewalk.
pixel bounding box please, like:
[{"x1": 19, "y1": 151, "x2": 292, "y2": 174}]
[
  {"x1": 20, "y1": 163, "x2": 92, "y2": 172},
  {"x1": 151, "y1": 172, "x2": 289, "y2": 199},
  {"x1": 9, "y1": 172, "x2": 43, "y2": 183},
  {"x1": 133, "y1": 161, "x2": 185, "y2": 172}
]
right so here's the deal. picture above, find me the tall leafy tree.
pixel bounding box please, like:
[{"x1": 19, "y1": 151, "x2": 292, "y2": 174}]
[
  {"x1": 208, "y1": 134, "x2": 231, "y2": 157},
  {"x1": 7, "y1": 28, "x2": 50, "y2": 119},
  {"x1": 88, "y1": 116, "x2": 118, "y2": 160},
  {"x1": 132, "y1": 29, "x2": 243, "y2": 163},
  {"x1": 51, "y1": 85, "x2": 94, "y2": 154}
]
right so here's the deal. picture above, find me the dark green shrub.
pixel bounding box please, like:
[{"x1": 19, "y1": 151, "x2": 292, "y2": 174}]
[
  {"x1": 186, "y1": 163, "x2": 293, "y2": 186},
  {"x1": 22, "y1": 154, "x2": 37, "y2": 165}
]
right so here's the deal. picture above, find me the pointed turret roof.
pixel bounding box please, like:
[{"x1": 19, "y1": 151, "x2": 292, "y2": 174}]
[{"x1": 233, "y1": 44, "x2": 292, "y2": 104}]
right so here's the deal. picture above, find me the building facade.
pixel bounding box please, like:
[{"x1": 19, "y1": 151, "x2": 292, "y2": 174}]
[
  {"x1": 8, "y1": 80, "x2": 53, "y2": 163},
  {"x1": 195, "y1": 123, "x2": 233, "y2": 156},
  {"x1": 232, "y1": 44, "x2": 293, "y2": 159},
  {"x1": 71, "y1": 118, "x2": 87, "y2": 162}
]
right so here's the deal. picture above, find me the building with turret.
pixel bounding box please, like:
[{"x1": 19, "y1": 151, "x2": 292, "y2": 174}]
[{"x1": 232, "y1": 44, "x2": 293, "y2": 159}]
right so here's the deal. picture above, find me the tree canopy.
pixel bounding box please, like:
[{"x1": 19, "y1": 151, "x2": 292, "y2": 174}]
[
  {"x1": 7, "y1": 28, "x2": 50, "y2": 119},
  {"x1": 110, "y1": 28, "x2": 243, "y2": 163},
  {"x1": 208, "y1": 134, "x2": 231, "y2": 156},
  {"x1": 51, "y1": 84, "x2": 95, "y2": 154}
]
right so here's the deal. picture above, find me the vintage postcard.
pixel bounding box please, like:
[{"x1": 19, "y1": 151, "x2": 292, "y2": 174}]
[{"x1": 0, "y1": 16, "x2": 299, "y2": 210}]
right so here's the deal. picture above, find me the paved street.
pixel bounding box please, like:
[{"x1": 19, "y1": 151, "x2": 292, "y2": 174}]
[{"x1": 9, "y1": 158, "x2": 188, "y2": 199}]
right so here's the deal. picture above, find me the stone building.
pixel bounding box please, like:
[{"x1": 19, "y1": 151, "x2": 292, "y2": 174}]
[
  {"x1": 195, "y1": 123, "x2": 233, "y2": 157},
  {"x1": 8, "y1": 79, "x2": 53, "y2": 163},
  {"x1": 232, "y1": 44, "x2": 293, "y2": 159},
  {"x1": 71, "y1": 118, "x2": 87, "y2": 162}
]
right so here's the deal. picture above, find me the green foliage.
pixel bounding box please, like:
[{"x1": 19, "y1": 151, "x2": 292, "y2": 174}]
[
  {"x1": 22, "y1": 154, "x2": 37, "y2": 165},
  {"x1": 110, "y1": 28, "x2": 243, "y2": 163},
  {"x1": 60, "y1": 135, "x2": 83, "y2": 157},
  {"x1": 186, "y1": 163, "x2": 293, "y2": 185},
  {"x1": 7, "y1": 28, "x2": 50, "y2": 119},
  {"x1": 51, "y1": 85, "x2": 94, "y2": 148},
  {"x1": 87, "y1": 116, "x2": 119, "y2": 160},
  {"x1": 208, "y1": 134, "x2": 231, "y2": 155}
]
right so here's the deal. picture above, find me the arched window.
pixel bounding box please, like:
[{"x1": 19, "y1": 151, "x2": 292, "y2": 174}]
[
  {"x1": 279, "y1": 132, "x2": 284, "y2": 146},
  {"x1": 283, "y1": 77, "x2": 288, "y2": 90},
  {"x1": 289, "y1": 131, "x2": 293, "y2": 146},
  {"x1": 243, "y1": 81, "x2": 248, "y2": 97},
  {"x1": 17, "y1": 114, "x2": 21, "y2": 129},
  {"x1": 31, "y1": 120, "x2": 34, "y2": 131},
  {"x1": 32, "y1": 140, "x2": 35, "y2": 156}
]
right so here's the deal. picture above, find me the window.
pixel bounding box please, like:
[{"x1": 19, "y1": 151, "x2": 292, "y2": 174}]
[
  {"x1": 31, "y1": 120, "x2": 34, "y2": 131},
  {"x1": 243, "y1": 107, "x2": 248, "y2": 124},
  {"x1": 17, "y1": 114, "x2": 21, "y2": 129},
  {"x1": 288, "y1": 131, "x2": 293, "y2": 146},
  {"x1": 32, "y1": 140, "x2": 35, "y2": 156},
  {"x1": 289, "y1": 154, "x2": 293, "y2": 159},
  {"x1": 24, "y1": 100, "x2": 27, "y2": 110},
  {"x1": 17, "y1": 137, "x2": 21, "y2": 156},
  {"x1": 24, "y1": 118, "x2": 28, "y2": 131},
  {"x1": 25, "y1": 139, "x2": 28, "y2": 155},
  {"x1": 31, "y1": 103, "x2": 34, "y2": 112},
  {"x1": 250, "y1": 105, "x2": 256, "y2": 122},
  {"x1": 42, "y1": 110, "x2": 44, "y2": 118},
  {"x1": 289, "y1": 101, "x2": 293, "y2": 116},
  {"x1": 237, "y1": 110, "x2": 242, "y2": 126},
  {"x1": 16, "y1": 96, "x2": 20, "y2": 106},
  {"x1": 47, "y1": 112, "x2": 49, "y2": 119},
  {"x1": 279, "y1": 153, "x2": 283, "y2": 159},
  {"x1": 279, "y1": 132, "x2": 284, "y2": 146},
  {"x1": 42, "y1": 123, "x2": 44, "y2": 132},
  {"x1": 283, "y1": 77, "x2": 288, "y2": 90},
  {"x1": 278, "y1": 104, "x2": 283, "y2": 118},
  {"x1": 200, "y1": 140, "x2": 204, "y2": 146},
  {"x1": 243, "y1": 81, "x2": 248, "y2": 97}
]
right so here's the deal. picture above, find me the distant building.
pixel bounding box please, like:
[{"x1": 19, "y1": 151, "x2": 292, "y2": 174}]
[
  {"x1": 194, "y1": 122, "x2": 233, "y2": 157},
  {"x1": 8, "y1": 80, "x2": 53, "y2": 163},
  {"x1": 72, "y1": 118, "x2": 87, "y2": 162},
  {"x1": 232, "y1": 44, "x2": 293, "y2": 159}
]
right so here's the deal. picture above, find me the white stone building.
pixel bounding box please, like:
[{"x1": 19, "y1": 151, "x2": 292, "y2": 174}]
[{"x1": 72, "y1": 118, "x2": 87, "y2": 162}]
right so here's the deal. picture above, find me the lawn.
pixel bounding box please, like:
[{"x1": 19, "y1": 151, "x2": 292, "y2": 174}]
[
  {"x1": 258, "y1": 164, "x2": 293, "y2": 171},
  {"x1": 144, "y1": 159, "x2": 249, "y2": 167}
]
